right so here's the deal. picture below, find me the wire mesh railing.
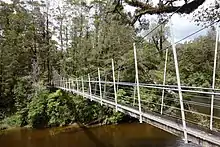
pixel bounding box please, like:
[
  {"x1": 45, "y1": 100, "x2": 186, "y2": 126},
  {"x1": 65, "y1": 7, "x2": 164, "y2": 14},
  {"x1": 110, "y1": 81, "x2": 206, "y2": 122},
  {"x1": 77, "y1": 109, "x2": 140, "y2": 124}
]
[
  {"x1": 51, "y1": 15, "x2": 220, "y2": 144},
  {"x1": 53, "y1": 78, "x2": 220, "y2": 132}
]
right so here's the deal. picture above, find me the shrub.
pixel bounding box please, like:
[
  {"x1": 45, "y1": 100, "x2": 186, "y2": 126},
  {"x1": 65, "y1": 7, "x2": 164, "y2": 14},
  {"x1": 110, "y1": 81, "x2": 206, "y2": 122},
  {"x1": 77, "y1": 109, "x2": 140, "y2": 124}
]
[
  {"x1": 103, "y1": 110, "x2": 124, "y2": 124},
  {"x1": 13, "y1": 76, "x2": 33, "y2": 126},
  {"x1": 28, "y1": 86, "x2": 49, "y2": 128},
  {"x1": 0, "y1": 114, "x2": 22, "y2": 128},
  {"x1": 47, "y1": 90, "x2": 75, "y2": 127}
]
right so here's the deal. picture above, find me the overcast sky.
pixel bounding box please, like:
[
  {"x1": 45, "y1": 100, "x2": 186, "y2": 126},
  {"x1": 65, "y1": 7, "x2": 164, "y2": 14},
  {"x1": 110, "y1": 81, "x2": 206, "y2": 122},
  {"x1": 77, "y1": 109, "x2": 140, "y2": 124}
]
[
  {"x1": 124, "y1": 0, "x2": 215, "y2": 42},
  {"x1": 171, "y1": 14, "x2": 207, "y2": 42},
  {"x1": 1, "y1": 0, "x2": 215, "y2": 42}
]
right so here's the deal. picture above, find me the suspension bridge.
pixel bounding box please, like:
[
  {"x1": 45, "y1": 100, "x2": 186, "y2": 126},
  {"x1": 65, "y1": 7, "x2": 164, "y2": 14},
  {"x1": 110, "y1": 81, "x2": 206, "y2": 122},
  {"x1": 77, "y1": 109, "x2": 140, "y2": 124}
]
[{"x1": 52, "y1": 20, "x2": 220, "y2": 146}]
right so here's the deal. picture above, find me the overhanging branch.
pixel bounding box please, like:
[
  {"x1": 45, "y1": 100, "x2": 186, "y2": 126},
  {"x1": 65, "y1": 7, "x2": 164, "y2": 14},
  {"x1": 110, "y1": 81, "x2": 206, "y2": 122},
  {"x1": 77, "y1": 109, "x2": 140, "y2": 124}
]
[
  {"x1": 113, "y1": 0, "x2": 206, "y2": 25},
  {"x1": 135, "y1": 0, "x2": 206, "y2": 15}
]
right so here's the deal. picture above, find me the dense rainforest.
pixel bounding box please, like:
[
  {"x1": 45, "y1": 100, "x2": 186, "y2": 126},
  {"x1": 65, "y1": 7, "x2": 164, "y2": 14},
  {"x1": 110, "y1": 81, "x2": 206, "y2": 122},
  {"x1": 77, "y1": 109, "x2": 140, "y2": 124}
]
[{"x1": 0, "y1": 0, "x2": 220, "y2": 130}]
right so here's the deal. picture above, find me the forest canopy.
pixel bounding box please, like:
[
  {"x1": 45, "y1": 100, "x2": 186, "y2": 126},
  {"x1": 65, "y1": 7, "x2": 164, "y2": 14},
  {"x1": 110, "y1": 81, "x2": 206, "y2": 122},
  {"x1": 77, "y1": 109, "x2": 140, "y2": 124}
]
[{"x1": 0, "y1": 0, "x2": 220, "y2": 129}]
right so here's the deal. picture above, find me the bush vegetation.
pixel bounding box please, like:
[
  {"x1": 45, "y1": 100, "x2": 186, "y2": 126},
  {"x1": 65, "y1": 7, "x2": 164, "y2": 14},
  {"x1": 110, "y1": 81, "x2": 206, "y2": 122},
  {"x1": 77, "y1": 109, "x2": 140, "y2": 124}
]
[
  {"x1": 0, "y1": 79, "x2": 126, "y2": 129},
  {"x1": 0, "y1": 0, "x2": 219, "y2": 131}
]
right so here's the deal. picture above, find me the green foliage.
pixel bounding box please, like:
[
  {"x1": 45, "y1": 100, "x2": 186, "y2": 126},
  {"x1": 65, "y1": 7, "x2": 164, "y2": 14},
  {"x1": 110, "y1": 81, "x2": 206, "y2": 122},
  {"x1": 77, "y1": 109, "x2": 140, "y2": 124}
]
[
  {"x1": 74, "y1": 96, "x2": 106, "y2": 123},
  {"x1": 0, "y1": 0, "x2": 57, "y2": 118},
  {"x1": 28, "y1": 86, "x2": 49, "y2": 128},
  {"x1": 47, "y1": 90, "x2": 75, "y2": 126},
  {"x1": 71, "y1": 94, "x2": 125, "y2": 125},
  {"x1": 27, "y1": 87, "x2": 76, "y2": 128},
  {"x1": 103, "y1": 111, "x2": 124, "y2": 125},
  {"x1": 176, "y1": 33, "x2": 216, "y2": 87},
  {"x1": 194, "y1": 1, "x2": 220, "y2": 25},
  {"x1": 13, "y1": 76, "x2": 33, "y2": 126},
  {"x1": 0, "y1": 114, "x2": 22, "y2": 128},
  {"x1": 2, "y1": 83, "x2": 126, "y2": 129},
  {"x1": 117, "y1": 89, "x2": 127, "y2": 103},
  {"x1": 74, "y1": 98, "x2": 96, "y2": 123},
  {"x1": 140, "y1": 88, "x2": 161, "y2": 112},
  {"x1": 0, "y1": 0, "x2": 219, "y2": 131}
]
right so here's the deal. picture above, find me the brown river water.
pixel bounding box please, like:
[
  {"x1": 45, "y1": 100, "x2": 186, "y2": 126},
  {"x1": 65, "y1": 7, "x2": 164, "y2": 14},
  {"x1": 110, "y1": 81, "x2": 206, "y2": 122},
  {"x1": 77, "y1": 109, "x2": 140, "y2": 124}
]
[{"x1": 0, "y1": 123, "x2": 200, "y2": 147}]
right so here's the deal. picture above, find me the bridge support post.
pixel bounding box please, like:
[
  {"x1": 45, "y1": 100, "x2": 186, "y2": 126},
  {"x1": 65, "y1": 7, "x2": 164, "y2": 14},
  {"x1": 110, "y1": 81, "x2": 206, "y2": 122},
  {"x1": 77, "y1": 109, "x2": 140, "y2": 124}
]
[
  {"x1": 161, "y1": 48, "x2": 168, "y2": 115},
  {"x1": 76, "y1": 78, "x2": 79, "y2": 92},
  {"x1": 210, "y1": 24, "x2": 219, "y2": 130},
  {"x1": 71, "y1": 79, "x2": 74, "y2": 91},
  {"x1": 68, "y1": 78, "x2": 71, "y2": 90},
  {"x1": 170, "y1": 20, "x2": 188, "y2": 143},
  {"x1": 59, "y1": 77, "x2": 63, "y2": 87},
  {"x1": 67, "y1": 78, "x2": 69, "y2": 90},
  {"x1": 66, "y1": 78, "x2": 68, "y2": 89},
  {"x1": 65, "y1": 78, "x2": 67, "y2": 89},
  {"x1": 117, "y1": 70, "x2": 120, "y2": 92},
  {"x1": 61, "y1": 77, "x2": 62, "y2": 88},
  {"x1": 64, "y1": 77, "x2": 66, "y2": 89},
  {"x1": 112, "y1": 59, "x2": 118, "y2": 112},
  {"x1": 88, "y1": 74, "x2": 92, "y2": 101},
  {"x1": 103, "y1": 75, "x2": 107, "y2": 99},
  {"x1": 133, "y1": 43, "x2": 142, "y2": 123},
  {"x1": 64, "y1": 78, "x2": 66, "y2": 89},
  {"x1": 81, "y1": 77, "x2": 84, "y2": 98},
  {"x1": 98, "y1": 68, "x2": 103, "y2": 105},
  {"x1": 94, "y1": 78, "x2": 97, "y2": 95},
  {"x1": 63, "y1": 77, "x2": 65, "y2": 88},
  {"x1": 133, "y1": 78, "x2": 136, "y2": 106},
  {"x1": 58, "y1": 77, "x2": 60, "y2": 87}
]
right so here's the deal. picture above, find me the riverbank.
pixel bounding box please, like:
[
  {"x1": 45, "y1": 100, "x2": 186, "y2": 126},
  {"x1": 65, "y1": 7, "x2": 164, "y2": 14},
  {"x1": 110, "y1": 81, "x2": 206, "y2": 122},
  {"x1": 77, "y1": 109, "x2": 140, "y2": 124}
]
[
  {"x1": 0, "y1": 108, "x2": 136, "y2": 134},
  {"x1": 0, "y1": 114, "x2": 22, "y2": 131},
  {"x1": 0, "y1": 113, "x2": 136, "y2": 132},
  {"x1": 0, "y1": 88, "x2": 130, "y2": 131}
]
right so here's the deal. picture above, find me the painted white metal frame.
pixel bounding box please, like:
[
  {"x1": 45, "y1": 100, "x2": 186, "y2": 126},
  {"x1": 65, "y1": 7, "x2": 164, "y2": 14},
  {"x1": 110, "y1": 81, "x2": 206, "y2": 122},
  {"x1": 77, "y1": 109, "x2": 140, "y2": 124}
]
[
  {"x1": 71, "y1": 79, "x2": 74, "y2": 90},
  {"x1": 88, "y1": 74, "x2": 92, "y2": 101},
  {"x1": 133, "y1": 43, "x2": 142, "y2": 123},
  {"x1": 81, "y1": 77, "x2": 84, "y2": 98},
  {"x1": 98, "y1": 68, "x2": 103, "y2": 105},
  {"x1": 55, "y1": 85, "x2": 220, "y2": 146},
  {"x1": 76, "y1": 78, "x2": 79, "y2": 92},
  {"x1": 210, "y1": 25, "x2": 219, "y2": 130},
  {"x1": 117, "y1": 70, "x2": 120, "y2": 92},
  {"x1": 112, "y1": 59, "x2": 118, "y2": 112},
  {"x1": 161, "y1": 48, "x2": 168, "y2": 114},
  {"x1": 170, "y1": 19, "x2": 188, "y2": 143},
  {"x1": 133, "y1": 78, "x2": 136, "y2": 106},
  {"x1": 104, "y1": 74, "x2": 107, "y2": 99},
  {"x1": 68, "y1": 78, "x2": 71, "y2": 89}
]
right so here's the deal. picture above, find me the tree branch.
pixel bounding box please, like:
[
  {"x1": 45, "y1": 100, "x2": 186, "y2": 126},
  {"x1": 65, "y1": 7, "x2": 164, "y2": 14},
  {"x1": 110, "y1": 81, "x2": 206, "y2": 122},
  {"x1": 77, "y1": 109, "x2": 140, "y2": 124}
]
[
  {"x1": 124, "y1": 0, "x2": 152, "y2": 9},
  {"x1": 118, "y1": 0, "x2": 206, "y2": 25},
  {"x1": 134, "y1": 0, "x2": 206, "y2": 15}
]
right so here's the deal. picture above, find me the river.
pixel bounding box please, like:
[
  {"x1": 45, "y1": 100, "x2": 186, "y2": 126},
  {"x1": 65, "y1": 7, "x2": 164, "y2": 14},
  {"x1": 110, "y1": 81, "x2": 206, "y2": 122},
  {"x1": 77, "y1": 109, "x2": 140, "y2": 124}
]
[{"x1": 0, "y1": 123, "x2": 200, "y2": 147}]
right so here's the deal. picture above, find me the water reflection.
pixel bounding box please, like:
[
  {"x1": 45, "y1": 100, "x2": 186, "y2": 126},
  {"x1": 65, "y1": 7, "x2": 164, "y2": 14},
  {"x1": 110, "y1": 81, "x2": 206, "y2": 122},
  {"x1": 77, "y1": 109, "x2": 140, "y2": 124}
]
[{"x1": 0, "y1": 123, "x2": 198, "y2": 147}]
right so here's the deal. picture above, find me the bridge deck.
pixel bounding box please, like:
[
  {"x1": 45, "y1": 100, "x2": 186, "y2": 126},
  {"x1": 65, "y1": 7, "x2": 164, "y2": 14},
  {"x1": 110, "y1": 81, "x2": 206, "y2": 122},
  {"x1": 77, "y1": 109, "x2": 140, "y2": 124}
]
[{"x1": 58, "y1": 86, "x2": 220, "y2": 147}]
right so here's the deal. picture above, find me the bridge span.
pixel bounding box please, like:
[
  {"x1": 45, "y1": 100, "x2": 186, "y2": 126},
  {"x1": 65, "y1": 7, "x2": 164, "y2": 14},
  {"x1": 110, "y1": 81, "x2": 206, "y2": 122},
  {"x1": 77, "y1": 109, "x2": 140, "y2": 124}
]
[
  {"x1": 53, "y1": 80, "x2": 220, "y2": 147},
  {"x1": 52, "y1": 25, "x2": 220, "y2": 146}
]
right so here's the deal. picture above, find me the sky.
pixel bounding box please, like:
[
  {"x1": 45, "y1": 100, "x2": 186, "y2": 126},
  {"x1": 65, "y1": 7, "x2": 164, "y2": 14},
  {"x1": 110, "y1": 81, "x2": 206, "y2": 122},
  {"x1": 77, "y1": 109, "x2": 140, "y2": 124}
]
[
  {"x1": 124, "y1": 0, "x2": 215, "y2": 42},
  {"x1": 171, "y1": 14, "x2": 207, "y2": 42},
  {"x1": 1, "y1": 0, "x2": 215, "y2": 42}
]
